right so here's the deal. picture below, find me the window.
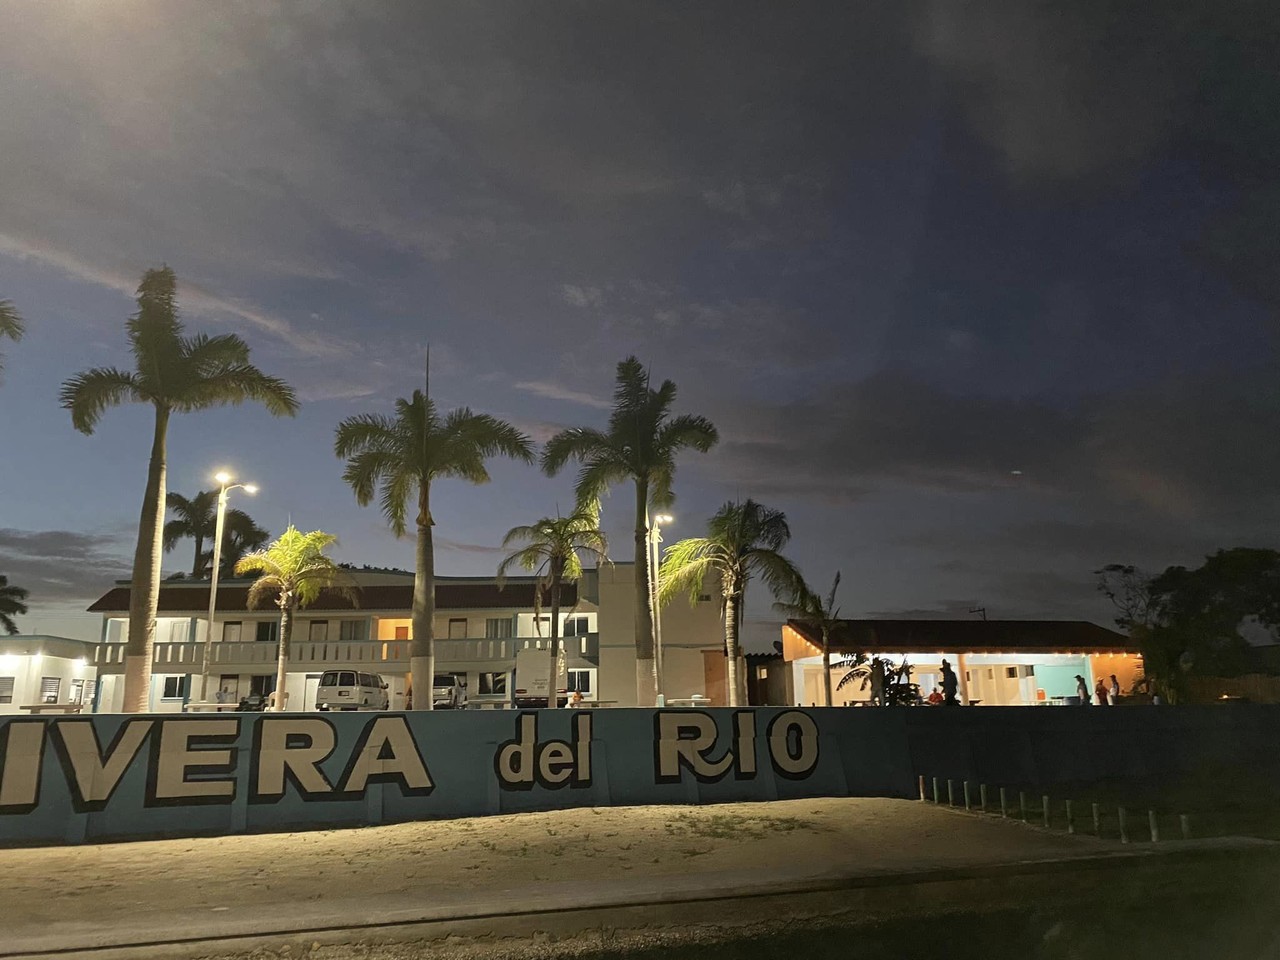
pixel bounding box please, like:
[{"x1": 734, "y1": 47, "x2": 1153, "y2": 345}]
[
  {"x1": 250, "y1": 675, "x2": 276, "y2": 697},
  {"x1": 338, "y1": 620, "x2": 367, "y2": 642},
  {"x1": 479, "y1": 671, "x2": 508, "y2": 695},
  {"x1": 698, "y1": 594, "x2": 712, "y2": 602},
  {"x1": 320, "y1": 672, "x2": 338, "y2": 687},
  {"x1": 359, "y1": 673, "x2": 375, "y2": 687},
  {"x1": 1005, "y1": 667, "x2": 1019, "y2": 679},
  {"x1": 564, "y1": 616, "x2": 591, "y2": 636},
  {"x1": 534, "y1": 616, "x2": 551, "y2": 636},
  {"x1": 566, "y1": 669, "x2": 593, "y2": 694},
  {"x1": 338, "y1": 671, "x2": 356, "y2": 686},
  {"x1": 161, "y1": 676, "x2": 186, "y2": 700},
  {"x1": 255, "y1": 621, "x2": 279, "y2": 643},
  {"x1": 40, "y1": 677, "x2": 61, "y2": 703},
  {"x1": 222, "y1": 621, "x2": 242, "y2": 643},
  {"x1": 394, "y1": 625, "x2": 410, "y2": 640},
  {"x1": 448, "y1": 618, "x2": 467, "y2": 639},
  {"x1": 70, "y1": 679, "x2": 87, "y2": 704},
  {"x1": 485, "y1": 617, "x2": 513, "y2": 639},
  {"x1": 0, "y1": 677, "x2": 13, "y2": 704},
  {"x1": 309, "y1": 620, "x2": 329, "y2": 642}
]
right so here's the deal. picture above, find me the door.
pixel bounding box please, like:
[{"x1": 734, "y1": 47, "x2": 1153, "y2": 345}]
[{"x1": 303, "y1": 673, "x2": 321, "y2": 711}]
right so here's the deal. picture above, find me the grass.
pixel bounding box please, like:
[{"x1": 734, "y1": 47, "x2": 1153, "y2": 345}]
[{"x1": 662, "y1": 811, "x2": 820, "y2": 841}]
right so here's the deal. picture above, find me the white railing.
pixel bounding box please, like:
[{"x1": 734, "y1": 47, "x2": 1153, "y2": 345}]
[{"x1": 92, "y1": 634, "x2": 598, "y2": 670}]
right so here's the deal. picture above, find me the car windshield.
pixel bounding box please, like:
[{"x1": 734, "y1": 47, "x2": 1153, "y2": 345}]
[
  {"x1": 319, "y1": 674, "x2": 337, "y2": 687},
  {"x1": 433, "y1": 676, "x2": 454, "y2": 687}
]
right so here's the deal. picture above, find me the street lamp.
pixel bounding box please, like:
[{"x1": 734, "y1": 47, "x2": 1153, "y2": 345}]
[
  {"x1": 199, "y1": 470, "x2": 257, "y2": 701},
  {"x1": 649, "y1": 513, "x2": 673, "y2": 706}
]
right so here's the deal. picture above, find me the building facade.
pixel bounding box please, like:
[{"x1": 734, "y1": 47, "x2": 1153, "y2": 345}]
[
  {"x1": 0, "y1": 635, "x2": 99, "y2": 714},
  {"x1": 85, "y1": 563, "x2": 724, "y2": 711}
]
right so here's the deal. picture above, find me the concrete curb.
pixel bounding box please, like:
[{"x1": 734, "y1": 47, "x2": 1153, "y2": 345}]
[{"x1": 4, "y1": 837, "x2": 1272, "y2": 960}]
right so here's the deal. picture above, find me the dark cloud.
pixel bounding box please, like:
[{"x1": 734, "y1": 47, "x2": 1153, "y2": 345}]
[{"x1": 0, "y1": 529, "x2": 131, "y2": 605}]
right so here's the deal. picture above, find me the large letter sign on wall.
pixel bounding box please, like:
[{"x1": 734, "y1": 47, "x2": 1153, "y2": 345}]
[{"x1": 0, "y1": 708, "x2": 888, "y2": 845}]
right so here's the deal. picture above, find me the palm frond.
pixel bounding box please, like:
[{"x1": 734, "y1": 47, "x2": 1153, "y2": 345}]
[
  {"x1": 0, "y1": 300, "x2": 24, "y2": 342},
  {"x1": 177, "y1": 364, "x2": 299, "y2": 416},
  {"x1": 182, "y1": 333, "x2": 251, "y2": 372},
  {"x1": 541, "y1": 427, "x2": 613, "y2": 477},
  {"x1": 658, "y1": 413, "x2": 719, "y2": 455},
  {"x1": 658, "y1": 537, "x2": 719, "y2": 605},
  {"x1": 59, "y1": 367, "x2": 146, "y2": 434}
]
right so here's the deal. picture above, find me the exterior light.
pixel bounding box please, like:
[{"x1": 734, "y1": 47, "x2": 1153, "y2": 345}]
[
  {"x1": 654, "y1": 514, "x2": 673, "y2": 525},
  {"x1": 243, "y1": 484, "x2": 259, "y2": 495},
  {"x1": 214, "y1": 470, "x2": 232, "y2": 485}
]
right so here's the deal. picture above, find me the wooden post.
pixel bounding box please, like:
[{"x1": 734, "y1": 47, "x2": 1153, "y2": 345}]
[
  {"x1": 1019, "y1": 791, "x2": 1028, "y2": 822},
  {"x1": 947, "y1": 779, "x2": 955, "y2": 807},
  {"x1": 932, "y1": 777, "x2": 940, "y2": 804},
  {"x1": 963, "y1": 781, "x2": 972, "y2": 811},
  {"x1": 1092, "y1": 802, "x2": 1101, "y2": 837},
  {"x1": 1149, "y1": 810, "x2": 1160, "y2": 843},
  {"x1": 980, "y1": 783, "x2": 988, "y2": 813},
  {"x1": 1119, "y1": 807, "x2": 1129, "y2": 844},
  {"x1": 1180, "y1": 814, "x2": 1191, "y2": 840},
  {"x1": 1065, "y1": 799, "x2": 1074, "y2": 834},
  {"x1": 1042, "y1": 795, "x2": 1050, "y2": 829},
  {"x1": 999, "y1": 787, "x2": 1008, "y2": 818},
  {"x1": 918, "y1": 775, "x2": 926, "y2": 801}
]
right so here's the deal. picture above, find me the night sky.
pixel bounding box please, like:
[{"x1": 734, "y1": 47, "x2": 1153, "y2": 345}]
[{"x1": 2, "y1": 2, "x2": 1277, "y2": 646}]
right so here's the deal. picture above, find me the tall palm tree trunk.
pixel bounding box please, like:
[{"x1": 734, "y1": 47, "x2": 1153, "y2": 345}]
[
  {"x1": 548, "y1": 561, "x2": 562, "y2": 708},
  {"x1": 724, "y1": 589, "x2": 743, "y2": 707},
  {"x1": 123, "y1": 406, "x2": 169, "y2": 713},
  {"x1": 191, "y1": 531, "x2": 205, "y2": 579},
  {"x1": 410, "y1": 487, "x2": 435, "y2": 710},
  {"x1": 822, "y1": 628, "x2": 833, "y2": 706},
  {"x1": 634, "y1": 479, "x2": 656, "y2": 706},
  {"x1": 273, "y1": 601, "x2": 293, "y2": 711}
]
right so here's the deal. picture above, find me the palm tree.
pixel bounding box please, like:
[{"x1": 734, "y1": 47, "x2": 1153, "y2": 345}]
[
  {"x1": 164, "y1": 490, "x2": 270, "y2": 578},
  {"x1": 163, "y1": 490, "x2": 218, "y2": 577},
  {"x1": 774, "y1": 572, "x2": 843, "y2": 707},
  {"x1": 542, "y1": 357, "x2": 718, "y2": 705},
  {"x1": 235, "y1": 526, "x2": 356, "y2": 711},
  {"x1": 0, "y1": 300, "x2": 24, "y2": 378},
  {"x1": 335, "y1": 389, "x2": 533, "y2": 709},
  {"x1": 60, "y1": 267, "x2": 297, "y2": 713},
  {"x1": 497, "y1": 505, "x2": 608, "y2": 707},
  {"x1": 217, "y1": 512, "x2": 271, "y2": 578},
  {"x1": 659, "y1": 499, "x2": 803, "y2": 706},
  {"x1": 0, "y1": 576, "x2": 29, "y2": 635}
]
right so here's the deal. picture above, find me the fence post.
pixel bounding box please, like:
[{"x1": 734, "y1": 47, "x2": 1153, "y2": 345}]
[
  {"x1": 932, "y1": 777, "x2": 940, "y2": 804},
  {"x1": 1092, "y1": 802, "x2": 1101, "y2": 837},
  {"x1": 1065, "y1": 799, "x2": 1074, "y2": 834},
  {"x1": 1180, "y1": 814, "x2": 1191, "y2": 840},
  {"x1": 999, "y1": 787, "x2": 1008, "y2": 818},
  {"x1": 963, "y1": 781, "x2": 972, "y2": 812},
  {"x1": 1119, "y1": 807, "x2": 1129, "y2": 844},
  {"x1": 1042, "y1": 795, "x2": 1051, "y2": 829},
  {"x1": 1019, "y1": 791, "x2": 1028, "y2": 822},
  {"x1": 980, "y1": 783, "x2": 988, "y2": 813},
  {"x1": 1149, "y1": 810, "x2": 1160, "y2": 843},
  {"x1": 918, "y1": 775, "x2": 926, "y2": 802},
  {"x1": 947, "y1": 779, "x2": 955, "y2": 807}
]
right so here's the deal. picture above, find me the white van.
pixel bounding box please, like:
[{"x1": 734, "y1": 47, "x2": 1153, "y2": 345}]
[{"x1": 315, "y1": 671, "x2": 389, "y2": 711}]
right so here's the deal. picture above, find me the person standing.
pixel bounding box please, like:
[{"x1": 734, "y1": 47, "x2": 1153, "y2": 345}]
[
  {"x1": 1075, "y1": 674, "x2": 1090, "y2": 705},
  {"x1": 940, "y1": 659, "x2": 960, "y2": 706},
  {"x1": 1094, "y1": 677, "x2": 1109, "y2": 706},
  {"x1": 1109, "y1": 674, "x2": 1121, "y2": 705}
]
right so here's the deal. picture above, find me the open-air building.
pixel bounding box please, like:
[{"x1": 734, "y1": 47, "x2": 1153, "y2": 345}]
[{"x1": 780, "y1": 619, "x2": 1141, "y2": 706}]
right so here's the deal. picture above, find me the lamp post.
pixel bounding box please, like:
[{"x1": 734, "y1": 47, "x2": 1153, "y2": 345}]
[
  {"x1": 199, "y1": 470, "x2": 257, "y2": 702},
  {"x1": 649, "y1": 513, "x2": 673, "y2": 706}
]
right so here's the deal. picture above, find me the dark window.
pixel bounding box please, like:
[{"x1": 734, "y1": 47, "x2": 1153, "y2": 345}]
[
  {"x1": 221, "y1": 621, "x2": 243, "y2": 643},
  {"x1": 320, "y1": 672, "x2": 338, "y2": 687},
  {"x1": 40, "y1": 677, "x2": 61, "y2": 702},
  {"x1": 359, "y1": 673, "x2": 375, "y2": 687},
  {"x1": 250, "y1": 674, "x2": 276, "y2": 697},
  {"x1": 564, "y1": 617, "x2": 591, "y2": 636},
  {"x1": 339, "y1": 671, "x2": 356, "y2": 686},
  {"x1": 485, "y1": 618, "x2": 513, "y2": 638},
  {"x1": 255, "y1": 621, "x2": 279, "y2": 643},
  {"x1": 161, "y1": 676, "x2": 186, "y2": 699},
  {"x1": 338, "y1": 620, "x2": 367, "y2": 642},
  {"x1": 0, "y1": 677, "x2": 13, "y2": 704},
  {"x1": 479, "y1": 672, "x2": 507, "y2": 695},
  {"x1": 1005, "y1": 667, "x2": 1019, "y2": 679},
  {"x1": 567, "y1": 670, "x2": 592, "y2": 693}
]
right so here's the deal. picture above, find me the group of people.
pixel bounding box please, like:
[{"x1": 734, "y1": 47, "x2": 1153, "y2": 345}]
[
  {"x1": 924, "y1": 659, "x2": 962, "y2": 706},
  {"x1": 1075, "y1": 673, "x2": 1122, "y2": 706}
]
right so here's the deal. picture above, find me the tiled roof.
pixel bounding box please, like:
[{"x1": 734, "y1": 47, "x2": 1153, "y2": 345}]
[
  {"x1": 785, "y1": 619, "x2": 1136, "y2": 655},
  {"x1": 87, "y1": 581, "x2": 577, "y2": 614}
]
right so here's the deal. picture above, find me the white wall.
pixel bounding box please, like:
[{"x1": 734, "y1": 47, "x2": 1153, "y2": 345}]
[{"x1": 0, "y1": 654, "x2": 96, "y2": 714}]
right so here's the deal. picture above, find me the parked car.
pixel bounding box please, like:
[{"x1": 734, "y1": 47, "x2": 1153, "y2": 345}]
[
  {"x1": 316, "y1": 670, "x2": 389, "y2": 711},
  {"x1": 432, "y1": 673, "x2": 467, "y2": 709}
]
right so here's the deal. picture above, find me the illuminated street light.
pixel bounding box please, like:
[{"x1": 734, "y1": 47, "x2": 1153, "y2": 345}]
[
  {"x1": 649, "y1": 513, "x2": 674, "y2": 705},
  {"x1": 199, "y1": 470, "x2": 257, "y2": 702}
]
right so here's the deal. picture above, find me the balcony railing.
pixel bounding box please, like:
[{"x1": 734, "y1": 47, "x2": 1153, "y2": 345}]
[{"x1": 92, "y1": 634, "x2": 598, "y2": 671}]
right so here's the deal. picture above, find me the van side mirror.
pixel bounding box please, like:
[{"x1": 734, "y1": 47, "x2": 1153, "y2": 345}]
[{"x1": 381, "y1": 682, "x2": 388, "y2": 689}]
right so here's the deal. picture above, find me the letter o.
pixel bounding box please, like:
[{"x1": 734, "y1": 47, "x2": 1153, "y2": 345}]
[{"x1": 767, "y1": 711, "x2": 819, "y2": 778}]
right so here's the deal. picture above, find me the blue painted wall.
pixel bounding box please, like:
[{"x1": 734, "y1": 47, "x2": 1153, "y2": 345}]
[{"x1": 0, "y1": 706, "x2": 1275, "y2": 845}]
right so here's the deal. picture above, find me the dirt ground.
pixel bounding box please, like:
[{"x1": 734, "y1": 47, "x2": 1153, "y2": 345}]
[{"x1": 1, "y1": 797, "x2": 1107, "y2": 942}]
